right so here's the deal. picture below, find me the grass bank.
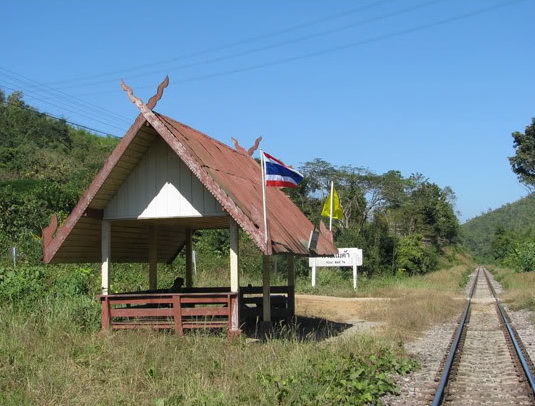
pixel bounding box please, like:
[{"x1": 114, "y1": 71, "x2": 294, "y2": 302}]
[
  {"x1": 490, "y1": 266, "x2": 535, "y2": 311},
  {"x1": 0, "y1": 258, "x2": 475, "y2": 405},
  {"x1": 0, "y1": 297, "x2": 415, "y2": 405}
]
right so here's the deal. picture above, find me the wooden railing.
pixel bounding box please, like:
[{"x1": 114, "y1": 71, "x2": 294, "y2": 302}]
[{"x1": 98, "y1": 291, "x2": 239, "y2": 337}]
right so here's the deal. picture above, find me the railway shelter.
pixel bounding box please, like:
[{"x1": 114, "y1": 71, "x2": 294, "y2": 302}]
[{"x1": 42, "y1": 78, "x2": 337, "y2": 337}]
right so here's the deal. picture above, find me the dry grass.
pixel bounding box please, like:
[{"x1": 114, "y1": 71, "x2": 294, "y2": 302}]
[
  {"x1": 491, "y1": 266, "x2": 535, "y2": 312},
  {"x1": 355, "y1": 265, "x2": 471, "y2": 341},
  {"x1": 296, "y1": 264, "x2": 473, "y2": 341}
]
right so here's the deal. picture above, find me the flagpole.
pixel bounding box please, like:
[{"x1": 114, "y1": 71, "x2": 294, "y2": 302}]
[
  {"x1": 329, "y1": 180, "x2": 334, "y2": 231},
  {"x1": 260, "y1": 150, "x2": 269, "y2": 250}
]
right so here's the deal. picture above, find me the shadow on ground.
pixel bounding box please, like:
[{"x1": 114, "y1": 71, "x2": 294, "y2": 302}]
[{"x1": 242, "y1": 315, "x2": 354, "y2": 341}]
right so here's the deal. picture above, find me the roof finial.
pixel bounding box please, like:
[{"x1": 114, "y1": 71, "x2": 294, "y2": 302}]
[
  {"x1": 121, "y1": 80, "x2": 144, "y2": 110},
  {"x1": 231, "y1": 136, "x2": 262, "y2": 156},
  {"x1": 147, "y1": 76, "x2": 169, "y2": 110},
  {"x1": 121, "y1": 76, "x2": 169, "y2": 111}
]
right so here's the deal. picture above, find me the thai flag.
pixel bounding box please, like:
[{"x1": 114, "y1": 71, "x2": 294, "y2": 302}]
[{"x1": 263, "y1": 152, "x2": 304, "y2": 188}]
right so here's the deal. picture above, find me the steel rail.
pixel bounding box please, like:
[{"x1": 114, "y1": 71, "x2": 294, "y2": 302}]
[
  {"x1": 482, "y1": 268, "x2": 535, "y2": 397},
  {"x1": 430, "y1": 267, "x2": 480, "y2": 406}
]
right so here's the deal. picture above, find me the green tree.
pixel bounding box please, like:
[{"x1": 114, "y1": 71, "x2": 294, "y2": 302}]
[
  {"x1": 395, "y1": 234, "x2": 437, "y2": 275},
  {"x1": 509, "y1": 118, "x2": 535, "y2": 187}
]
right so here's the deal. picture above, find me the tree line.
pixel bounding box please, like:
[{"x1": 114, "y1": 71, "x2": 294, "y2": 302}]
[
  {"x1": 0, "y1": 89, "x2": 460, "y2": 275},
  {"x1": 287, "y1": 159, "x2": 459, "y2": 276}
]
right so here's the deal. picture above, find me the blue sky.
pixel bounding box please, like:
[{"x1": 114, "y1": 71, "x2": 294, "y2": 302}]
[{"x1": 1, "y1": 0, "x2": 533, "y2": 222}]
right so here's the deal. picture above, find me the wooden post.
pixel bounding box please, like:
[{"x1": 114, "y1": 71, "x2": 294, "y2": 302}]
[
  {"x1": 100, "y1": 296, "x2": 111, "y2": 332},
  {"x1": 172, "y1": 296, "x2": 184, "y2": 336},
  {"x1": 287, "y1": 255, "x2": 295, "y2": 288},
  {"x1": 262, "y1": 255, "x2": 271, "y2": 322},
  {"x1": 287, "y1": 255, "x2": 295, "y2": 323},
  {"x1": 230, "y1": 219, "x2": 239, "y2": 293},
  {"x1": 149, "y1": 225, "x2": 158, "y2": 290},
  {"x1": 228, "y1": 294, "x2": 240, "y2": 338},
  {"x1": 101, "y1": 220, "x2": 111, "y2": 295},
  {"x1": 185, "y1": 228, "x2": 193, "y2": 288}
]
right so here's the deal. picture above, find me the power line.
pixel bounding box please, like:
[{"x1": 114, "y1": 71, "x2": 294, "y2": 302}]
[
  {"x1": 74, "y1": 0, "x2": 526, "y2": 97},
  {"x1": 47, "y1": 0, "x2": 393, "y2": 86},
  {"x1": 54, "y1": 0, "x2": 442, "y2": 91},
  {"x1": 0, "y1": 67, "x2": 131, "y2": 126},
  {"x1": 0, "y1": 84, "x2": 118, "y2": 137},
  {"x1": 0, "y1": 83, "x2": 121, "y2": 136}
]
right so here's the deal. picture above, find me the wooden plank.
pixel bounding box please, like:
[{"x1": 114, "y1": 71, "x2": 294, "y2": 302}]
[
  {"x1": 135, "y1": 128, "x2": 158, "y2": 143},
  {"x1": 181, "y1": 308, "x2": 229, "y2": 317},
  {"x1": 114, "y1": 160, "x2": 139, "y2": 171},
  {"x1": 91, "y1": 198, "x2": 110, "y2": 207},
  {"x1": 182, "y1": 323, "x2": 228, "y2": 329},
  {"x1": 108, "y1": 166, "x2": 133, "y2": 178},
  {"x1": 240, "y1": 285, "x2": 290, "y2": 294},
  {"x1": 62, "y1": 235, "x2": 100, "y2": 243},
  {"x1": 122, "y1": 148, "x2": 145, "y2": 159},
  {"x1": 70, "y1": 224, "x2": 101, "y2": 233},
  {"x1": 54, "y1": 252, "x2": 100, "y2": 259},
  {"x1": 68, "y1": 224, "x2": 101, "y2": 232},
  {"x1": 111, "y1": 308, "x2": 174, "y2": 318},
  {"x1": 181, "y1": 297, "x2": 231, "y2": 304},
  {"x1": 131, "y1": 136, "x2": 156, "y2": 148},
  {"x1": 112, "y1": 323, "x2": 174, "y2": 329},
  {"x1": 111, "y1": 230, "x2": 149, "y2": 239},
  {"x1": 126, "y1": 142, "x2": 151, "y2": 154},
  {"x1": 106, "y1": 294, "x2": 171, "y2": 301}
]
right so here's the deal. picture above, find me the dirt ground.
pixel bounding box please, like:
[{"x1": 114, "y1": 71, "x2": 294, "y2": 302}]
[{"x1": 295, "y1": 294, "x2": 392, "y2": 326}]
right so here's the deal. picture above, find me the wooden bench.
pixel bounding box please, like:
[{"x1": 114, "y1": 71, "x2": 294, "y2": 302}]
[{"x1": 99, "y1": 291, "x2": 239, "y2": 337}]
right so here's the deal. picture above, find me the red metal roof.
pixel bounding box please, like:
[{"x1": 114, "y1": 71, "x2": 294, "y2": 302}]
[{"x1": 42, "y1": 101, "x2": 336, "y2": 264}]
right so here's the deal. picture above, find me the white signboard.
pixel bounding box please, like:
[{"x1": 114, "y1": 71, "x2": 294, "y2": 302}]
[
  {"x1": 309, "y1": 248, "x2": 363, "y2": 267},
  {"x1": 309, "y1": 248, "x2": 363, "y2": 290}
]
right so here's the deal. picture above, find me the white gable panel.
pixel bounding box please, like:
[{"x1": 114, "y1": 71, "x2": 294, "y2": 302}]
[{"x1": 104, "y1": 138, "x2": 225, "y2": 220}]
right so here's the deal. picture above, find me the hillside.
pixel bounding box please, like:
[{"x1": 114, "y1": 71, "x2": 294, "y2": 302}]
[
  {"x1": 0, "y1": 89, "x2": 119, "y2": 262},
  {"x1": 461, "y1": 193, "x2": 535, "y2": 261}
]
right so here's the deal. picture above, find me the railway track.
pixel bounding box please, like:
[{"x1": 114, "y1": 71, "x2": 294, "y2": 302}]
[{"x1": 432, "y1": 266, "x2": 535, "y2": 405}]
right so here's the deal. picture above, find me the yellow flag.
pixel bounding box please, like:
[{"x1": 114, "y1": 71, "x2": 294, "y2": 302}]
[{"x1": 321, "y1": 187, "x2": 343, "y2": 220}]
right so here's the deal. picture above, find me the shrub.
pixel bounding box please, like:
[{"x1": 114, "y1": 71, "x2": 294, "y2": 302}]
[
  {"x1": 505, "y1": 240, "x2": 535, "y2": 273},
  {"x1": 395, "y1": 234, "x2": 437, "y2": 275},
  {"x1": 0, "y1": 266, "x2": 45, "y2": 305},
  {"x1": 258, "y1": 343, "x2": 417, "y2": 405}
]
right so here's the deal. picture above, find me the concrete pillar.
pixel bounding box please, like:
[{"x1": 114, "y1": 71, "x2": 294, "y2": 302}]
[
  {"x1": 101, "y1": 220, "x2": 111, "y2": 295},
  {"x1": 185, "y1": 228, "x2": 193, "y2": 288},
  {"x1": 230, "y1": 219, "x2": 239, "y2": 292},
  {"x1": 149, "y1": 225, "x2": 158, "y2": 290}
]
